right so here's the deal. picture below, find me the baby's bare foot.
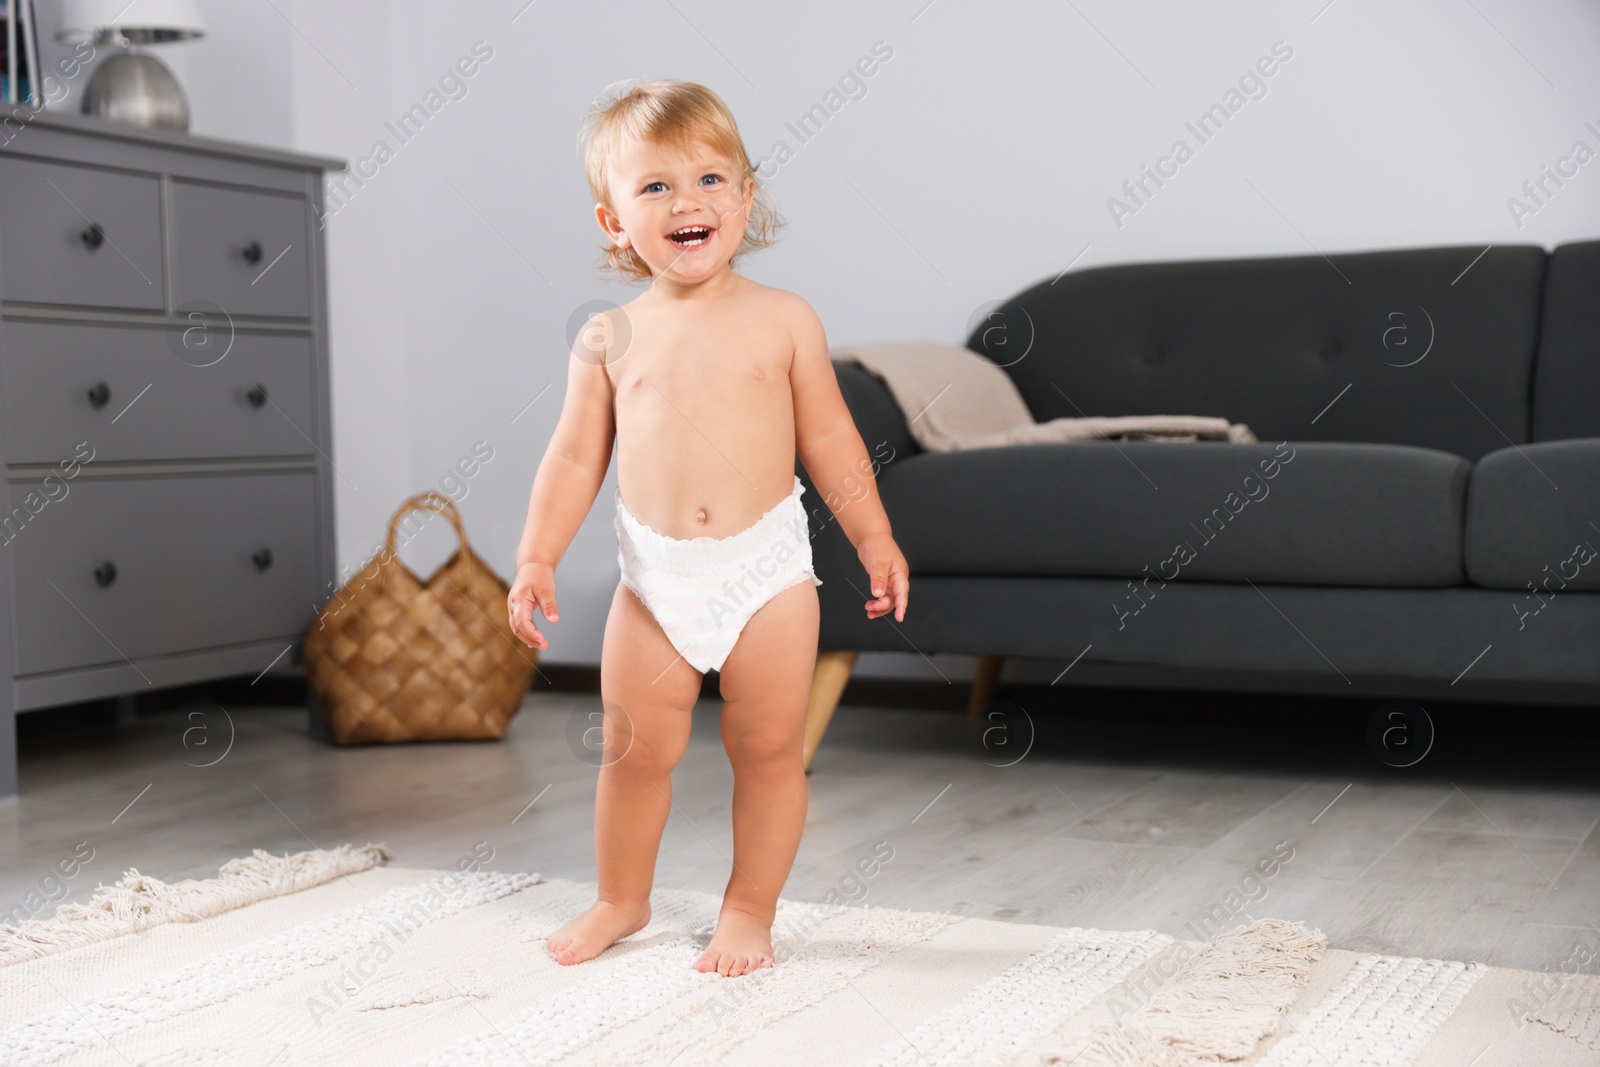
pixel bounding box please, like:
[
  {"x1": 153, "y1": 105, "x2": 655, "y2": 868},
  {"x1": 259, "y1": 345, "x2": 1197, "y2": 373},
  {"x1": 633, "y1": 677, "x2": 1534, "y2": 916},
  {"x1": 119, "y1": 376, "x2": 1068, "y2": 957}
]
[
  {"x1": 696, "y1": 905, "x2": 775, "y2": 977},
  {"x1": 546, "y1": 899, "x2": 652, "y2": 965}
]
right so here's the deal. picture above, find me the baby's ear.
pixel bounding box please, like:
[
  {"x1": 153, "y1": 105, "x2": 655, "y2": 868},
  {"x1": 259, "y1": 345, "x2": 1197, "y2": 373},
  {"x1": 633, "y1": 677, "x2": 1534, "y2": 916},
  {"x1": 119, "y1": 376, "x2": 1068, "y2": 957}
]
[{"x1": 594, "y1": 201, "x2": 630, "y2": 247}]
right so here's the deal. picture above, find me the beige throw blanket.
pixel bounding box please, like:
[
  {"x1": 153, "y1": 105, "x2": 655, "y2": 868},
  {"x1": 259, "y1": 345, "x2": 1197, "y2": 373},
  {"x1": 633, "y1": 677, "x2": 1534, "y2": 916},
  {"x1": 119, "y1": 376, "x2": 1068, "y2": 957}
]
[{"x1": 832, "y1": 340, "x2": 1258, "y2": 451}]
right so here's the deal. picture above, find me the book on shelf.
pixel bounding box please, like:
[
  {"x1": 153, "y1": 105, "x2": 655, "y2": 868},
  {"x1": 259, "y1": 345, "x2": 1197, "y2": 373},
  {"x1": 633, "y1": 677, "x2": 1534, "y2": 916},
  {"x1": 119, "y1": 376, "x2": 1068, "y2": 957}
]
[{"x1": 0, "y1": 0, "x2": 44, "y2": 108}]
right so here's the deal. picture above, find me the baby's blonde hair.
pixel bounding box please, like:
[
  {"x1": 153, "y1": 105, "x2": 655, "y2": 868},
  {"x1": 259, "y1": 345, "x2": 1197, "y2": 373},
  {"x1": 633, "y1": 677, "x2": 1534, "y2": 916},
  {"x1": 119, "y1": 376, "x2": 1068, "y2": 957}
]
[{"x1": 578, "y1": 79, "x2": 782, "y2": 281}]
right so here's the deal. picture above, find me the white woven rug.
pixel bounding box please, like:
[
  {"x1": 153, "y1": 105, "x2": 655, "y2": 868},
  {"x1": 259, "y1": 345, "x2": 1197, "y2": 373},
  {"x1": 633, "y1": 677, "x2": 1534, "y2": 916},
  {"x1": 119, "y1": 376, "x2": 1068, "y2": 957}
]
[{"x1": 1, "y1": 847, "x2": 1595, "y2": 1066}]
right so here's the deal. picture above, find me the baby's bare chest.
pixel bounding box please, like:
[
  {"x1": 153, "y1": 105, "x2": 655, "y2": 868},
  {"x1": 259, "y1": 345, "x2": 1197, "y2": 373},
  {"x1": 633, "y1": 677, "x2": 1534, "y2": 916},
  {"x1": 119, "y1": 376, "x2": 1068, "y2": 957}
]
[{"x1": 609, "y1": 316, "x2": 792, "y2": 411}]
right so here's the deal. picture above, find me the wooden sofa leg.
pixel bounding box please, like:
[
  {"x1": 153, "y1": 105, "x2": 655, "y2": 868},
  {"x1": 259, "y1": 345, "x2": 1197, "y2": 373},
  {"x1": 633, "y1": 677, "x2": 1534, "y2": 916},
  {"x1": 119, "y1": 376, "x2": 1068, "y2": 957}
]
[
  {"x1": 803, "y1": 650, "x2": 858, "y2": 774},
  {"x1": 968, "y1": 654, "x2": 1005, "y2": 717}
]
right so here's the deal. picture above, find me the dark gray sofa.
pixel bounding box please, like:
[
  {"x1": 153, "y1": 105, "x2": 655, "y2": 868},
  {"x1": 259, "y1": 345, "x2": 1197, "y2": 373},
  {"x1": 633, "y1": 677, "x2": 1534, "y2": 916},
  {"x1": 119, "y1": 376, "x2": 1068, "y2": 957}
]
[{"x1": 798, "y1": 240, "x2": 1600, "y2": 767}]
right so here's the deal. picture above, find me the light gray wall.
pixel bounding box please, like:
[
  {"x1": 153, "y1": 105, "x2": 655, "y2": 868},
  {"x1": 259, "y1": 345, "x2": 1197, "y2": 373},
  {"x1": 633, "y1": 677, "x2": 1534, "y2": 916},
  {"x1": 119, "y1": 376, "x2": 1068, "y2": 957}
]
[{"x1": 37, "y1": 1, "x2": 1600, "y2": 682}]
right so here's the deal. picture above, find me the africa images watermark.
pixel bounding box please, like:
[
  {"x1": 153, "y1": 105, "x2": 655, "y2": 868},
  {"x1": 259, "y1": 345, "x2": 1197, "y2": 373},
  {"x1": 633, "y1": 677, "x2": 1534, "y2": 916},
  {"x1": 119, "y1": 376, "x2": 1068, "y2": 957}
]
[
  {"x1": 804, "y1": 441, "x2": 898, "y2": 534},
  {"x1": 1107, "y1": 39, "x2": 1295, "y2": 229},
  {"x1": 318, "y1": 40, "x2": 496, "y2": 229},
  {"x1": 702, "y1": 840, "x2": 896, "y2": 1029},
  {"x1": 1512, "y1": 527, "x2": 1597, "y2": 630},
  {"x1": 1507, "y1": 926, "x2": 1599, "y2": 1030},
  {"x1": 305, "y1": 840, "x2": 496, "y2": 1025},
  {"x1": 1, "y1": 841, "x2": 96, "y2": 929},
  {"x1": 1113, "y1": 440, "x2": 1297, "y2": 629},
  {"x1": 0, "y1": 441, "x2": 97, "y2": 548},
  {"x1": 0, "y1": 37, "x2": 98, "y2": 146},
  {"x1": 753, "y1": 40, "x2": 895, "y2": 181},
  {"x1": 1506, "y1": 118, "x2": 1600, "y2": 230},
  {"x1": 704, "y1": 513, "x2": 814, "y2": 629}
]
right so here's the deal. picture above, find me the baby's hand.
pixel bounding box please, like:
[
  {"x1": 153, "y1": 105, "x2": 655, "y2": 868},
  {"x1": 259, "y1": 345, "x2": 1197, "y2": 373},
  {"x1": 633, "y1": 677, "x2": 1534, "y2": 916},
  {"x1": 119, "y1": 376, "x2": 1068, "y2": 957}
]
[
  {"x1": 857, "y1": 532, "x2": 909, "y2": 622},
  {"x1": 508, "y1": 562, "x2": 559, "y2": 650}
]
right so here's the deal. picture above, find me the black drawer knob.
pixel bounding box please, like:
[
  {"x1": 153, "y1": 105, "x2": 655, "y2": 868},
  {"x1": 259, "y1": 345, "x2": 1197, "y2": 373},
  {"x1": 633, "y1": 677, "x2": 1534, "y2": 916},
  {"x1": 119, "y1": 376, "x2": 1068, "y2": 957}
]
[
  {"x1": 242, "y1": 240, "x2": 263, "y2": 265},
  {"x1": 94, "y1": 561, "x2": 117, "y2": 587},
  {"x1": 246, "y1": 383, "x2": 268, "y2": 408},
  {"x1": 252, "y1": 547, "x2": 273, "y2": 572},
  {"x1": 87, "y1": 381, "x2": 110, "y2": 408},
  {"x1": 80, "y1": 223, "x2": 105, "y2": 250}
]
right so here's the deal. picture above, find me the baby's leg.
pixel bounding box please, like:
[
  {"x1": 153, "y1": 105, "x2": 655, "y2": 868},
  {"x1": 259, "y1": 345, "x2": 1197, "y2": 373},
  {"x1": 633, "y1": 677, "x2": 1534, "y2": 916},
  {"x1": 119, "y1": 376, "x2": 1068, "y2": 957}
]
[
  {"x1": 698, "y1": 579, "x2": 820, "y2": 976},
  {"x1": 546, "y1": 580, "x2": 702, "y2": 965}
]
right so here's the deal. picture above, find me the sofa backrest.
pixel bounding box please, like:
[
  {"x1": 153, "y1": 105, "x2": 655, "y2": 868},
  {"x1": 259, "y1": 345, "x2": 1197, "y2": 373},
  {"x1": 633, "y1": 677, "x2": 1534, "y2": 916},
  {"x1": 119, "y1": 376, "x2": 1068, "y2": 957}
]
[
  {"x1": 968, "y1": 244, "x2": 1548, "y2": 461},
  {"x1": 1532, "y1": 239, "x2": 1600, "y2": 443}
]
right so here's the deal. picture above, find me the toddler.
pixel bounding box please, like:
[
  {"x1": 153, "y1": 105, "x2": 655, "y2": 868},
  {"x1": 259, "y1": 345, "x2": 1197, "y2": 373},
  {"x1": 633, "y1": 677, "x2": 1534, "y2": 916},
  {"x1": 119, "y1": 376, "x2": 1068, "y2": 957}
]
[{"x1": 508, "y1": 79, "x2": 909, "y2": 978}]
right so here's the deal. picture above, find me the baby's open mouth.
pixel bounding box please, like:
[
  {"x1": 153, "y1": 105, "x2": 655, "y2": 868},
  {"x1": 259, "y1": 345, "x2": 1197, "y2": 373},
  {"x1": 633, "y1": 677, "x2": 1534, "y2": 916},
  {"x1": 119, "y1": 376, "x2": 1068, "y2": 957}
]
[{"x1": 667, "y1": 225, "x2": 713, "y2": 248}]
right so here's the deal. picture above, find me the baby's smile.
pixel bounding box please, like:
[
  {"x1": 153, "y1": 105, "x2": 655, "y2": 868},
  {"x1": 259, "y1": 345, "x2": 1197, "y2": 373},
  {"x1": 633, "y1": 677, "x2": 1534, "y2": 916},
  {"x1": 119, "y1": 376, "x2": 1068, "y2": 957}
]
[{"x1": 666, "y1": 223, "x2": 714, "y2": 250}]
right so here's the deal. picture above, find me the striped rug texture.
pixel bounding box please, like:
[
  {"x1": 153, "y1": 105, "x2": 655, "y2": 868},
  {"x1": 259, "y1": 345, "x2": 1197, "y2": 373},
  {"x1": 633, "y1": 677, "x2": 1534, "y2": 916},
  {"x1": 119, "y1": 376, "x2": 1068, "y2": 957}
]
[{"x1": 1, "y1": 846, "x2": 1595, "y2": 1066}]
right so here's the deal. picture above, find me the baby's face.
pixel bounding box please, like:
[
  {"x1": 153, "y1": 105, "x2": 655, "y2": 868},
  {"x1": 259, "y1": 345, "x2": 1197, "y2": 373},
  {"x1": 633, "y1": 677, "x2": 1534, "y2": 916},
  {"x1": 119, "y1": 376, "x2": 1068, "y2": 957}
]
[{"x1": 600, "y1": 135, "x2": 752, "y2": 282}]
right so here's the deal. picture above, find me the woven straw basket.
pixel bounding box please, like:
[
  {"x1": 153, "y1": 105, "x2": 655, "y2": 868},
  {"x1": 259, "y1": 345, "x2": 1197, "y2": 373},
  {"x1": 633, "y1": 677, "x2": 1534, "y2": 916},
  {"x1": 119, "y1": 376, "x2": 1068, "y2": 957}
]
[{"x1": 303, "y1": 492, "x2": 538, "y2": 745}]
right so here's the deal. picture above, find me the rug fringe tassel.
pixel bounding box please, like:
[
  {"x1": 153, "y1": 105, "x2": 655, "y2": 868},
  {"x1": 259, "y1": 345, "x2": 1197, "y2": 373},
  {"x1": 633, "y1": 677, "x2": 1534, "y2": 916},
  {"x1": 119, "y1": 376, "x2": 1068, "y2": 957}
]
[
  {"x1": 0, "y1": 842, "x2": 391, "y2": 968},
  {"x1": 1044, "y1": 917, "x2": 1328, "y2": 1066}
]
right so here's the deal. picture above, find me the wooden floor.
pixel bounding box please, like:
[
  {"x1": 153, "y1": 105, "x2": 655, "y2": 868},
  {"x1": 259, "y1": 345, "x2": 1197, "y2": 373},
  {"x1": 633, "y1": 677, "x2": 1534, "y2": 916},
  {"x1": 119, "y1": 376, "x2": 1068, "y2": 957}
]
[{"x1": 3, "y1": 679, "x2": 1597, "y2": 974}]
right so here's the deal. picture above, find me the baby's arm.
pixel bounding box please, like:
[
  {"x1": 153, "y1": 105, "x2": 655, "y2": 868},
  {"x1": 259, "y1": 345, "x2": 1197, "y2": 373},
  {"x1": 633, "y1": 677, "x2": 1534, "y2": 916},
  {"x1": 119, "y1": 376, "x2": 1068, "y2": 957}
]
[
  {"x1": 787, "y1": 295, "x2": 910, "y2": 623},
  {"x1": 509, "y1": 324, "x2": 618, "y2": 649}
]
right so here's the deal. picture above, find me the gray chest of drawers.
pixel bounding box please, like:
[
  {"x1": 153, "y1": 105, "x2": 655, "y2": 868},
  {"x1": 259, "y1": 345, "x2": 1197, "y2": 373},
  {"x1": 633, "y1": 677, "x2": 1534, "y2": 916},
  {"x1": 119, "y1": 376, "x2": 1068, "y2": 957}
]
[{"x1": 0, "y1": 107, "x2": 346, "y2": 797}]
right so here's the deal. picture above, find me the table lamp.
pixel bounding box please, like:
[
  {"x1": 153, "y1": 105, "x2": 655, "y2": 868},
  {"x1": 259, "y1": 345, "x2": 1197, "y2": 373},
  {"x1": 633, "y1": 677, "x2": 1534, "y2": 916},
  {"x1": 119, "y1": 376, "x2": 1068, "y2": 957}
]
[{"x1": 54, "y1": 0, "x2": 205, "y2": 131}]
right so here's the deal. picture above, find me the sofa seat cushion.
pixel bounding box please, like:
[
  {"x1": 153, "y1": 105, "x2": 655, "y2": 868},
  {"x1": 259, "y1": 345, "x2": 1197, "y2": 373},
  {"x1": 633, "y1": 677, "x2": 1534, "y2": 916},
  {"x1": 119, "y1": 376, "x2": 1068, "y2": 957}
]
[
  {"x1": 1465, "y1": 437, "x2": 1600, "y2": 591},
  {"x1": 879, "y1": 440, "x2": 1471, "y2": 587}
]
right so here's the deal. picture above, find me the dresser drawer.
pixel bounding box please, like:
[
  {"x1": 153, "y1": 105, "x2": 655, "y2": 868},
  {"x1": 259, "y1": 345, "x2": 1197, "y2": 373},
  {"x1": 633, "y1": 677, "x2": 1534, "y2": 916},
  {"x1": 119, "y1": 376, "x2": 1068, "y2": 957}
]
[
  {"x1": 7, "y1": 471, "x2": 319, "y2": 674},
  {"x1": 2, "y1": 321, "x2": 317, "y2": 463},
  {"x1": 0, "y1": 157, "x2": 164, "y2": 310},
  {"x1": 171, "y1": 180, "x2": 311, "y2": 319}
]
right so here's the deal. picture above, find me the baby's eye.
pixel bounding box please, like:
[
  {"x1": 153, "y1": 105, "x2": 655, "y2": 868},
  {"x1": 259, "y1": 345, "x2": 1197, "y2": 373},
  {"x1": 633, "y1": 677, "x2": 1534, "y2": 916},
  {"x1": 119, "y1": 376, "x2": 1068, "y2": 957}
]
[
  {"x1": 700, "y1": 174, "x2": 722, "y2": 187},
  {"x1": 643, "y1": 181, "x2": 666, "y2": 194}
]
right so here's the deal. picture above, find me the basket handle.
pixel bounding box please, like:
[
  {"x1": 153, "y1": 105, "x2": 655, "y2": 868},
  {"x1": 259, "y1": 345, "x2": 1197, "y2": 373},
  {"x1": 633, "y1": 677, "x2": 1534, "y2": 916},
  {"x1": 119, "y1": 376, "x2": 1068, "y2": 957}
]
[{"x1": 383, "y1": 491, "x2": 472, "y2": 568}]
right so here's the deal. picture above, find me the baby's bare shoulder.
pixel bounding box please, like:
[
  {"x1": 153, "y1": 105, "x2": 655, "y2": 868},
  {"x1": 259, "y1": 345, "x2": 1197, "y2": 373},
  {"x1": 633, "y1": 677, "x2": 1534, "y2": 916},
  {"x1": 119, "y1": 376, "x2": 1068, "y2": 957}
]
[
  {"x1": 735, "y1": 281, "x2": 817, "y2": 329},
  {"x1": 610, "y1": 291, "x2": 651, "y2": 323}
]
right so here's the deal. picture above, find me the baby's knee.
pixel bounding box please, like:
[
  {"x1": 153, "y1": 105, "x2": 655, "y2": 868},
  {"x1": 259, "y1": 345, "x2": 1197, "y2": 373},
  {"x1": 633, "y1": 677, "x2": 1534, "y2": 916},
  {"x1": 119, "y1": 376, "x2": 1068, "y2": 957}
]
[
  {"x1": 724, "y1": 727, "x2": 800, "y2": 769},
  {"x1": 606, "y1": 732, "x2": 688, "y2": 778}
]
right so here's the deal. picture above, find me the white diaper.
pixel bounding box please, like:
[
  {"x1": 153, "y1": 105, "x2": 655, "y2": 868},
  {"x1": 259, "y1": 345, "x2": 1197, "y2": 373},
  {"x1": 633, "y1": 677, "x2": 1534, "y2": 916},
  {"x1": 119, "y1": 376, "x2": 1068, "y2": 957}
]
[{"x1": 614, "y1": 475, "x2": 823, "y2": 673}]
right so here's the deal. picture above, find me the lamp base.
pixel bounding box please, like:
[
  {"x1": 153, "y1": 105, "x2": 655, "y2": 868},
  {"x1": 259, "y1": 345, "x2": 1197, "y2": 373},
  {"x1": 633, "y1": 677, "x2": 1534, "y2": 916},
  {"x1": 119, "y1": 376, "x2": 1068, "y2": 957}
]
[{"x1": 81, "y1": 50, "x2": 190, "y2": 132}]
